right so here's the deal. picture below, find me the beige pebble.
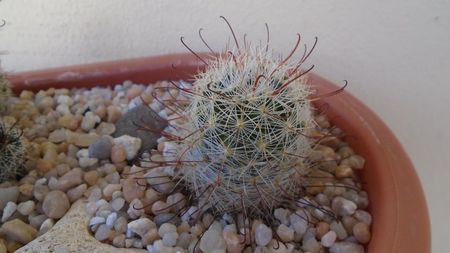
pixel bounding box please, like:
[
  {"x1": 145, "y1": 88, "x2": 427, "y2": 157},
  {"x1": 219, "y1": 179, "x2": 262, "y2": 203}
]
[
  {"x1": 103, "y1": 184, "x2": 122, "y2": 200},
  {"x1": 19, "y1": 183, "x2": 34, "y2": 198},
  {"x1": 83, "y1": 170, "x2": 99, "y2": 186},
  {"x1": 152, "y1": 200, "x2": 170, "y2": 215},
  {"x1": 335, "y1": 164, "x2": 354, "y2": 178},
  {"x1": 111, "y1": 144, "x2": 127, "y2": 163},
  {"x1": 353, "y1": 222, "x2": 371, "y2": 244},
  {"x1": 42, "y1": 190, "x2": 70, "y2": 219},
  {"x1": 67, "y1": 184, "x2": 87, "y2": 202},
  {"x1": 107, "y1": 105, "x2": 122, "y2": 123},
  {"x1": 315, "y1": 221, "x2": 330, "y2": 239},
  {"x1": 58, "y1": 114, "x2": 80, "y2": 130},
  {"x1": 122, "y1": 177, "x2": 145, "y2": 202},
  {"x1": 0, "y1": 219, "x2": 37, "y2": 244},
  {"x1": 35, "y1": 159, "x2": 55, "y2": 175}
]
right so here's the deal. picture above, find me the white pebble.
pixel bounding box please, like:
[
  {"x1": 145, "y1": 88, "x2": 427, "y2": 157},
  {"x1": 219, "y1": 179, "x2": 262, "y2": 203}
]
[
  {"x1": 199, "y1": 222, "x2": 226, "y2": 252},
  {"x1": 274, "y1": 208, "x2": 290, "y2": 226},
  {"x1": 1, "y1": 201, "x2": 17, "y2": 222},
  {"x1": 89, "y1": 216, "x2": 106, "y2": 227},
  {"x1": 332, "y1": 196, "x2": 357, "y2": 216},
  {"x1": 158, "y1": 223, "x2": 177, "y2": 237},
  {"x1": 330, "y1": 221, "x2": 348, "y2": 240},
  {"x1": 162, "y1": 232, "x2": 178, "y2": 247},
  {"x1": 111, "y1": 197, "x2": 125, "y2": 211},
  {"x1": 128, "y1": 217, "x2": 156, "y2": 237},
  {"x1": 321, "y1": 230, "x2": 337, "y2": 247},
  {"x1": 17, "y1": 200, "x2": 35, "y2": 216},
  {"x1": 106, "y1": 212, "x2": 118, "y2": 228},
  {"x1": 39, "y1": 218, "x2": 55, "y2": 234},
  {"x1": 113, "y1": 135, "x2": 142, "y2": 160},
  {"x1": 255, "y1": 224, "x2": 272, "y2": 247}
]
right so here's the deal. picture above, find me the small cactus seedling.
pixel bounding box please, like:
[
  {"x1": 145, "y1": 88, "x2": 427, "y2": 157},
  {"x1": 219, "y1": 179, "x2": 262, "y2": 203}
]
[{"x1": 0, "y1": 121, "x2": 26, "y2": 183}]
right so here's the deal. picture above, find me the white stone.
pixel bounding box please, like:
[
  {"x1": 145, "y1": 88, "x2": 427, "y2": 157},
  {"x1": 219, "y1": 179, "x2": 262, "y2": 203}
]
[
  {"x1": 276, "y1": 224, "x2": 294, "y2": 242},
  {"x1": 81, "y1": 112, "x2": 101, "y2": 131},
  {"x1": 330, "y1": 221, "x2": 348, "y2": 240},
  {"x1": 39, "y1": 218, "x2": 55, "y2": 234},
  {"x1": 1, "y1": 201, "x2": 17, "y2": 222},
  {"x1": 289, "y1": 210, "x2": 308, "y2": 236},
  {"x1": 105, "y1": 212, "x2": 117, "y2": 228},
  {"x1": 158, "y1": 223, "x2": 177, "y2": 237},
  {"x1": 255, "y1": 224, "x2": 272, "y2": 247},
  {"x1": 332, "y1": 196, "x2": 357, "y2": 216},
  {"x1": 274, "y1": 208, "x2": 290, "y2": 225},
  {"x1": 162, "y1": 232, "x2": 178, "y2": 247},
  {"x1": 321, "y1": 230, "x2": 337, "y2": 247},
  {"x1": 113, "y1": 135, "x2": 142, "y2": 160},
  {"x1": 199, "y1": 221, "x2": 226, "y2": 252},
  {"x1": 17, "y1": 200, "x2": 35, "y2": 216},
  {"x1": 128, "y1": 217, "x2": 156, "y2": 238},
  {"x1": 89, "y1": 216, "x2": 106, "y2": 227}
]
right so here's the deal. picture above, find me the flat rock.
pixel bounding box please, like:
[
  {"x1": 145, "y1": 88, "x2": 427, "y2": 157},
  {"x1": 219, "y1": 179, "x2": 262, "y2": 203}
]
[
  {"x1": 15, "y1": 199, "x2": 146, "y2": 253},
  {"x1": 113, "y1": 105, "x2": 166, "y2": 152}
]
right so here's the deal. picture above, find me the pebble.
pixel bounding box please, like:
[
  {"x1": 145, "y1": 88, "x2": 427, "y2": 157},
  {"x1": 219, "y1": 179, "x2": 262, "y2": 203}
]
[
  {"x1": 162, "y1": 232, "x2": 178, "y2": 247},
  {"x1": 354, "y1": 210, "x2": 372, "y2": 225},
  {"x1": 110, "y1": 144, "x2": 127, "y2": 163},
  {"x1": 35, "y1": 159, "x2": 55, "y2": 175},
  {"x1": 83, "y1": 170, "x2": 99, "y2": 186},
  {"x1": 127, "y1": 199, "x2": 145, "y2": 219},
  {"x1": 95, "y1": 224, "x2": 112, "y2": 241},
  {"x1": 89, "y1": 216, "x2": 106, "y2": 227},
  {"x1": 289, "y1": 210, "x2": 308, "y2": 236},
  {"x1": 223, "y1": 229, "x2": 243, "y2": 253},
  {"x1": 81, "y1": 111, "x2": 101, "y2": 131},
  {"x1": 17, "y1": 200, "x2": 35, "y2": 216},
  {"x1": 96, "y1": 122, "x2": 116, "y2": 135},
  {"x1": 329, "y1": 242, "x2": 364, "y2": 253},
  {"x1": 122, "y1": 177, "x2": 145, "y2": 202},
  {"x1": 39, "y1": 218, "x2": 54, "y2": 234},
  {"x1": 199, "y1": 222, "x2": 226, "y2": 252},
  {"x1": 106, "y1": 212, "x2": 118, "y2": 228},
  {"x1": 330, "y1": 221, "x2": 348, "y2": 240},
  {"x1": 1, "y1": 202, "x2": 17, "y2": 222},
  {"x1": 88, "y1": 136, "x2": 113, "y2": 160},
  {"x1": 106, "y1": 105, "x2": 122, "y2": 123},
  {"x1": 79, "y1": 157, "x2": 99, "y2": 168},
  {"x1": 0, "y1": 219, "x2": 38, "y2": 244},
  {"x1": 276, "y1": 224, "x2": 294, "y2": 242},
  {"x1": 154, "y1": 213, "x2": 180, "y2": 226},
  {"x1": 67, "y1": 184, "x2": 87, "y2": 202},
  {"x1": 145, "y1": 170, "x2": 175, "y2": 194},
  {"x1": 42, "y1": 190, "x2": 70, "y2": 219},
  {"x1": 48, "y1": 129, "x2": 67, "y2": 143},
  {"x1": 103, "y1": 184, "x2": 122, "y2": 200},
  {"x1": 57, "y1": 167, "x2": 83, "y2": 191},
  {"x1": 302, "y1": 237, "x2": 320, "y2": 253},
  {"x1": 353, "y1": 222, "x2": 371, "y2": 244},
  {"x1": 255, "y1": 223, "x2": 272, "y2": 247},
  {"x1": 128, "y1": 218, "x2": 156, "y2": 237},
  {"x1": 274, "y1": 208, "x2": 290, "y2": 226},
  {"x1": 111, "y1": 197, "x2": 125, "y2": 211},
  {"x1": 321, "y1": 230, "x2": 337, "y2": 247},
  {"x1": 29, "y1": 214, "x2": 47, "y2": 229},
  {"x1": 114, "y1": 216, "x2": 128, "y2": 234},
  {"x1": 332, "y1": 196, "x2": 357, "y2": 216},
  {"x1": 158, "y1": 223, "x2": 177, "y2": 238},
  {"x1": 176, "y1": 232, "x2": 191, "y2": 249},
  {"x1": 113, "y1": 135, "x2": 142, "y2": 160},
  {"x1": 0, "y1": 186, "x2": 19, "y2": 210},
  {"x1": 112, "y1": 234, "x2": 126, "y2": 248},
  {"x1": 58, "y1": 114, "x2": 80, "y2": 130}
]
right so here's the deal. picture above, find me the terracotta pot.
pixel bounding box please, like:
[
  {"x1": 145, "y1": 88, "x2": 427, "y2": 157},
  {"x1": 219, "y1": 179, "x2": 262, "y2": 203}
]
[{"x1": 7, "y1": 53, "x2": 430, "y2": 253}]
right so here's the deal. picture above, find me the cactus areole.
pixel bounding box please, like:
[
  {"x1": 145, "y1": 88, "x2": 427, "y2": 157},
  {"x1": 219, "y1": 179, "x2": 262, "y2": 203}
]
[{"x1": 172, "y1": 28, "x2": 321, "y2": 218}]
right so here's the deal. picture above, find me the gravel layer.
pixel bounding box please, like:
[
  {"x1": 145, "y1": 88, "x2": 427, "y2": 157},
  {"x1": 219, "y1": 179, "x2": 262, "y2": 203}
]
[{"x1": 0, "y1": 80, "x2": 371, "y2": 253}]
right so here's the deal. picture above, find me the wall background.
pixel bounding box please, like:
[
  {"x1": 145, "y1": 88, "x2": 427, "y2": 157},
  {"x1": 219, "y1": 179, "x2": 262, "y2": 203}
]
[{"x1": 1, "y1": 0, "x2": 449, "y2": 251}]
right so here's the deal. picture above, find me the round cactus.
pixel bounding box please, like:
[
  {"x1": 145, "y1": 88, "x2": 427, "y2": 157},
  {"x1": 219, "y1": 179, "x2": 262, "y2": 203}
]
[
  {"x1": 0, "y1": 120, "x2": 26, "y2": 183},
  {"x1": 168, "y1": 29, "x2": 319, "y2": 217}
]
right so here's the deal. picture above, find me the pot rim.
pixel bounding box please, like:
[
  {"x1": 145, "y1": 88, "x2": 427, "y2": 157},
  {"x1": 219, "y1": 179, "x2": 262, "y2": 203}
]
[{"x1": 6, "y1": 53, "x2": 431, "y2": 253}]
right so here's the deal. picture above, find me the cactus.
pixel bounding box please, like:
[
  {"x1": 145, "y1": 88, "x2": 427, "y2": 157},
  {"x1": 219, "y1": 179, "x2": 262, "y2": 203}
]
[
  {"x1": 0, "y1": 120, "x2": 26, "y2": 183},
  {"x1": 159, "y1": 19, "x2": 324, "y2": 218}
]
